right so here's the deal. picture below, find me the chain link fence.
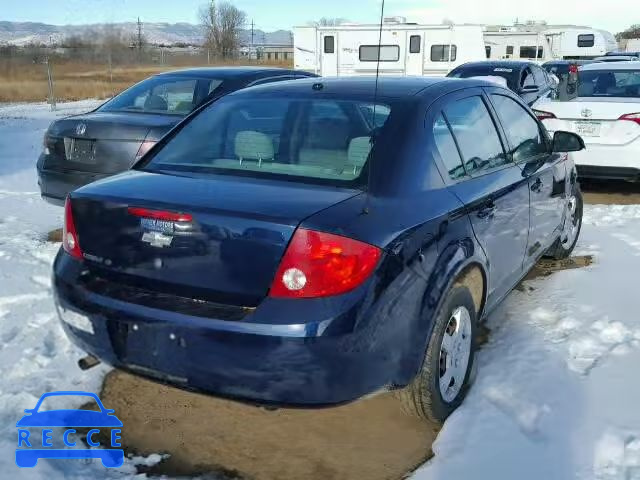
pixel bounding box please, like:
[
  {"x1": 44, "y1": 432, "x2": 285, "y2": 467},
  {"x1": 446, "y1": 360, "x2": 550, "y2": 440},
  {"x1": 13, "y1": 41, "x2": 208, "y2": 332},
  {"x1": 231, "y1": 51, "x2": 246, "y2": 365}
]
[{"x1": 0, "y1": 45, "x2": 292, "y2": 105}]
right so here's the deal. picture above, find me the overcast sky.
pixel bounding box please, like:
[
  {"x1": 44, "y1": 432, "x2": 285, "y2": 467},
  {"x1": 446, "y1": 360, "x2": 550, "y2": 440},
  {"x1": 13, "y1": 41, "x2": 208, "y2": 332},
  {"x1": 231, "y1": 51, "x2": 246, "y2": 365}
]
[{"x1": 1, "y1": 0, "x2": 634, "y2": 34}]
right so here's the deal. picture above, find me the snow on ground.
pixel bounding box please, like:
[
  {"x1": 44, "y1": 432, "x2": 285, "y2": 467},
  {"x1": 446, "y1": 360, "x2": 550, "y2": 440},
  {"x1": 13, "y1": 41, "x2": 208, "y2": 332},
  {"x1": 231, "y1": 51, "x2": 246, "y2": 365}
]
[
  {"x1": 415, "y1": 205, "x2": 640, "y2": 480},
  {"x1": 0, "y1": 101, "x2": 166, "y2": 478},
  {"x1": 1, "y1": 101, "x2": 639, "y2": 479}
]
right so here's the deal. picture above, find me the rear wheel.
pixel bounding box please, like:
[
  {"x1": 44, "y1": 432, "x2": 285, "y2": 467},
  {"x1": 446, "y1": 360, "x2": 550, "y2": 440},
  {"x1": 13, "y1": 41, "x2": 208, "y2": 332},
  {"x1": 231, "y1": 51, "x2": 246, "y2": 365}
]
[
  {"x1": 395, "y1": 286, "x2": 477, "y2": 424},
  {"x1": 547, "y1": 185, "x2": 583, "y2": 260}
]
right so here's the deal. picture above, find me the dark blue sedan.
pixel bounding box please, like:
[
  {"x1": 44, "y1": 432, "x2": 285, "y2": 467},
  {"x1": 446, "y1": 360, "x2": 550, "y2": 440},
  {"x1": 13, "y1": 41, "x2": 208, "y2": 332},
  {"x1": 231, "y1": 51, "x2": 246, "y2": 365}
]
[{"x1": 53, "y1": 77, "x2": 585, "y2": 423}]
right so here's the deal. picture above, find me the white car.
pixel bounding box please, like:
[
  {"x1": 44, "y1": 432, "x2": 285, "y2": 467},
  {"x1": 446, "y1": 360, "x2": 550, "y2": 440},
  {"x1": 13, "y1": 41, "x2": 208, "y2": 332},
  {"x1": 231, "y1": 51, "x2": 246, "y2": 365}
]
[{"x1": 533, "y1": 62, "x2": 640, "y2": 180}]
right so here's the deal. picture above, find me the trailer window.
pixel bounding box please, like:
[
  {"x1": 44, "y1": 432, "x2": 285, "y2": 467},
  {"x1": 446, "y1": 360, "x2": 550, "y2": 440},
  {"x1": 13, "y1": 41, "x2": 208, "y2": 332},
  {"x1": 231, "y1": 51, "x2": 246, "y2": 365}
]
[
  {"x1": 578, "y1": 34, "x2": 595, "y2": 48},
  {"x1": 485, "y1": 46, "x2": 491, "y2": 58},
  {"x1": 506, "y1": 46, "x2": 514, "y2": 56},
  {"x1": 324, "y1": 36, "x2": 335, "y2": 54},
  {"x1": 519, "y1": 46, "x2": 543, "y2": 59},
  {"x1": 409, "y1": 36, "x2": 421, "y2": 54},
  {"x1": 359, "y1": 45, "x2": 400, "y2": 62},
  {"x1": 431, "y1": 45, "x2": 457, "y2": 62}
]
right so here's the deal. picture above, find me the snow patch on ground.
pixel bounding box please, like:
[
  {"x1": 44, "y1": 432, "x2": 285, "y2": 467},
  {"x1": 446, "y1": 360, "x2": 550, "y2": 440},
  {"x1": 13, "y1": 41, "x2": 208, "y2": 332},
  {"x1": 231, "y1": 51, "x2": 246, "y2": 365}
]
[
  {"x1": 0, "y1": 101, "x2": 177, "y2": 479},
  {"x1": 416, "y1": 204, "x2": 640, "y2": 480}
]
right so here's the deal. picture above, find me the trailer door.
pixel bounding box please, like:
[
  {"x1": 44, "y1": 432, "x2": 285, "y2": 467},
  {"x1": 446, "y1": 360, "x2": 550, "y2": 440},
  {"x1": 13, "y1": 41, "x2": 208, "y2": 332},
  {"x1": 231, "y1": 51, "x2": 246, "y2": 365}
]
[
  {"x1": 406, "y1": 32, "x2": 424, "y2": 76},
  {"x1": 321, "y1": 32, "x2": 338, "y2": 76}
]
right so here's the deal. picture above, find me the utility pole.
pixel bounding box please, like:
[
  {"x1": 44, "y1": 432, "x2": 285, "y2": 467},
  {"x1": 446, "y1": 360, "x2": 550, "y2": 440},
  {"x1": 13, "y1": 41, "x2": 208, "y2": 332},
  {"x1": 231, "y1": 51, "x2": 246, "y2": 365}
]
[
  {"x1": 251, "y1": 20, "x2": 255, "y2": 46},
  {"x1": 137, "y1": 16, "x2": 143, "y2": 62}
]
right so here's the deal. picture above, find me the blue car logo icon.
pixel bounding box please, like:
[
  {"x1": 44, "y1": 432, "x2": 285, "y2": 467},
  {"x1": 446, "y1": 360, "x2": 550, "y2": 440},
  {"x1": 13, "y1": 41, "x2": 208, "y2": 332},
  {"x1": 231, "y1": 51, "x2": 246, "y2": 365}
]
[{"x1": 16, "y1": 391, "x2": 124, "y2": 468}]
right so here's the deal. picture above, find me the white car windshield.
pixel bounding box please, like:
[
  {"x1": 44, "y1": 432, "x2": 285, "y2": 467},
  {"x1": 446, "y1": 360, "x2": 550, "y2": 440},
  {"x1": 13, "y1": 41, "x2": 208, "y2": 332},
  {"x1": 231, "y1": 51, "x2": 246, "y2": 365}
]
[{"x1": 578, "y1": 69, "x2": 640, "y2": 97}]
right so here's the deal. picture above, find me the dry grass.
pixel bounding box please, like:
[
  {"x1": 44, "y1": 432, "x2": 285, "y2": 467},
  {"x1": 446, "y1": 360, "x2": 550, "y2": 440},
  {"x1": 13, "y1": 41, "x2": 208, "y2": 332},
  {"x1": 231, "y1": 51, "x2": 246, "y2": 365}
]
[{"x1": 0, "y1": 59, "x2": 293, "y2": 103}]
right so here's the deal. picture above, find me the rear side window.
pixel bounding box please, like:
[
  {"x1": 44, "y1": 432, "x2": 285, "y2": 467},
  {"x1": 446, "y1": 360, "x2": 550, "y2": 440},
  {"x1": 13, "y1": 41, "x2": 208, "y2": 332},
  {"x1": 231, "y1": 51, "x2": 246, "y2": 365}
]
[
  {"x1": 432, "y1": 114, "x2": 466, "y2": 180},
  {"x1": 409, "y1": 35, "x2": 421, "y2": 54},
  {"x1": 324, "y1": 36, "x2": 335, "y2": 54},
  {"x1": 443, "y1": 96, "x2": 508, "y2": 175},
  {"x1": 490, "y1": 94, "x2": 548, "y2": 163},
  {"x1": 359, "y1": 45, "x2": 400, "y2": 62},
  {"x1": 431, "y1": 45, "x2": 457, "y2": 62},
  {"x1": 578, "y1": 34, "x2": 595, "y2": 47}
]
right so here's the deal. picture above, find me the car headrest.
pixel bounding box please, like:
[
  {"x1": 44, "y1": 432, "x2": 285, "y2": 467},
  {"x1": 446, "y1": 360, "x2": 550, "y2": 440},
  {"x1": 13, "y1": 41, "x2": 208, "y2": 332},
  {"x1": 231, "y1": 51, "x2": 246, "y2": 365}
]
[
  {"x1": 577, "y1": 81, "x2": 595, "y2": 97},
  {"x1": 144, "y1": 95, "x2": 168, "y2": 111},
  {"x1": 346, "y1": 137, "x2": 372, "y2": 173},
  {"x1": 235, "y1": 131, "x2": 274, "y2": 162}
]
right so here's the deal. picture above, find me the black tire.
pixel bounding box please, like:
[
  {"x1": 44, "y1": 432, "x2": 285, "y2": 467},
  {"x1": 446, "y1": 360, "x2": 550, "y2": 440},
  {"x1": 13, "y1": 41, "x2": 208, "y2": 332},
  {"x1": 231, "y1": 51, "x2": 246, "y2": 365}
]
[
  {"x1": 395, "y1": 286, "x2": 478, "y2": 424},
  {"x1": 546, "y1": 184, "x2": 583, "y2": 260}
]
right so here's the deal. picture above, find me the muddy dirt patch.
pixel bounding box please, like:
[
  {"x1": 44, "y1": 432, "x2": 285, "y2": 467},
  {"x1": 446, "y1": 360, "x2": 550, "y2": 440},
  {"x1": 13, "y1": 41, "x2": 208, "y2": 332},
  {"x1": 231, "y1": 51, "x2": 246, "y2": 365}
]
[{"x1": 100, "y1": 370, "x2": 437, "y2": 480}]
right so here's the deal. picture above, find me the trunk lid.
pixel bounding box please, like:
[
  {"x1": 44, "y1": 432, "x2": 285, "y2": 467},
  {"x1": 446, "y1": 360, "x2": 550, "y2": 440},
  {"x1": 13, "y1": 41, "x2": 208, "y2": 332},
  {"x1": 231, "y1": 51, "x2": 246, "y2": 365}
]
[
  {"x1": 538, "y1": 98, "x2": 640, "y2": 145},
  {"x1": 46, "y1": 112, "x2": 180, "y2": 173},
  {"x1": 71, "y1": 171, "x2": 361, "y2": 306}
]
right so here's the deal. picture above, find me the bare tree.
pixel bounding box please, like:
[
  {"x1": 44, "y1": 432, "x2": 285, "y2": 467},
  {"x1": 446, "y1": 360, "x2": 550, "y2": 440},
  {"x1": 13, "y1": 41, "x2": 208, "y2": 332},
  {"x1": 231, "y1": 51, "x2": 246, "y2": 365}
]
[{"x1": 200, "y1": 0, "x2": 246, "y2": 59}]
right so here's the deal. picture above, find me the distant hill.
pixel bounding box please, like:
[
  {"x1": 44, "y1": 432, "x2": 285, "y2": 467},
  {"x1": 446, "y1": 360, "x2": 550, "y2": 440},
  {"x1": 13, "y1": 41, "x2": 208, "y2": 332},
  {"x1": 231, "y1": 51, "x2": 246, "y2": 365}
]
[{"x1": 0, "y1": 21, "x2": 292, "y2": 46}]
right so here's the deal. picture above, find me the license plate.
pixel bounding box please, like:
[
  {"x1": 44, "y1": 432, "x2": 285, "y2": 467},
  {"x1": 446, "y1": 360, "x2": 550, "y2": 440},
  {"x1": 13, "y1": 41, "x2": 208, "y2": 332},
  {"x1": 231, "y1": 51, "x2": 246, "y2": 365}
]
[
  {"x1": 64, "y1": 138, "x2": 96, "y2": 163},
  {"x1": 57, "y1": 305, "x2": 94, "y2": 334},
  {"x1": 574, "y1": 121, "x2": 601, "y2": 137}
]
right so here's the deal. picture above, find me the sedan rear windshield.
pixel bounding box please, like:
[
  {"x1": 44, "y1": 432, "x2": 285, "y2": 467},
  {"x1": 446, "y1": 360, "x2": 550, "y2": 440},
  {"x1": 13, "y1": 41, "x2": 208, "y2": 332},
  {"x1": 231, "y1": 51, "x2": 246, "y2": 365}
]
[
  {"x1": 578, "y1": 70, "x2": 640, "y2": 97},
  {"x1": 99, "y1": 75, "x2": 223, "y2": 115},
  {"x1": 141, "y1": 97, "x2": 392, "y2": 186}
]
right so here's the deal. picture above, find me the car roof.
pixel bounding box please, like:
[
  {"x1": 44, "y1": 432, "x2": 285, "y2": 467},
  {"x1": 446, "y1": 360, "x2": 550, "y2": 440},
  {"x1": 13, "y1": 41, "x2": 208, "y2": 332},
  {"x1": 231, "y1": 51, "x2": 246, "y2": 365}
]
[
  {"x1": 593, "y1": 56, "x2": 635, "y2": 60},
  {"x1": 155, "y1": 67, "x2": 313, "y2": 79},
  {"x1": 581, "y1": 61, "x2": 640, "y2": 71},
  {"x1": 453, "y1": 60, "x2": 537, "y2": 70},
  {"x1": 226, "y1": 76, "x2": 507, "y2": 100}
]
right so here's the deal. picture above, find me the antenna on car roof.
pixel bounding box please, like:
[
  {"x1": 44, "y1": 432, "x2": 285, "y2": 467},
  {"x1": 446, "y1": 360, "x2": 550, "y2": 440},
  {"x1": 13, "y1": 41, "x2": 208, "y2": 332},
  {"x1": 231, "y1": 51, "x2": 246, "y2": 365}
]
[{"x1": 363, "y1": 0, "x2": 385, "y2": 215}]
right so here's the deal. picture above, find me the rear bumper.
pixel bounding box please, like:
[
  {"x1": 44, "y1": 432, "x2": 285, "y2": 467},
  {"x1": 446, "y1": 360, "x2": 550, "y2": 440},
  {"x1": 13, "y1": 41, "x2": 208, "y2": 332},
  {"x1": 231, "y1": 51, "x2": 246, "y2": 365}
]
[
  {"x1": 53, "y1": 251, "x2": 426, "y2": 406},
  {"x1": 570, "y1": 144, "x2": 640, "y2": 179},
  {"x1": 576, "y1": 165, "x2": 640, "y2": 181},
  {"x1": 37, "y1": 154, "x2": 110, "y2": 205}
]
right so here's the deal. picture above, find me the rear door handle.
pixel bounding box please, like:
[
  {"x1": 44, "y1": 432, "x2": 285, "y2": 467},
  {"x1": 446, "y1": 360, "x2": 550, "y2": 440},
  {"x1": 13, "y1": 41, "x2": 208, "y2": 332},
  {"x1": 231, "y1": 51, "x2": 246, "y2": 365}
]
[
  {"x1": 477, "y1": 201, "x2": 496, "y2": 219},
  {"x1": 531, "y1": 178, "x2": 543, "y2": 193}
]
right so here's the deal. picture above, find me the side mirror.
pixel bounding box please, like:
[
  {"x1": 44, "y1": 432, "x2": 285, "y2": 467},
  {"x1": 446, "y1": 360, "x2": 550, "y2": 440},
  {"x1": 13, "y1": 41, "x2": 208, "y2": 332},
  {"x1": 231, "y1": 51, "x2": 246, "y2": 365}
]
[
  {"x1": 521, "y1": 84, "x2": 540, "y2": 93},
  {"x1": 552, "y1": 131, "x2": 585, "y2": 153}
]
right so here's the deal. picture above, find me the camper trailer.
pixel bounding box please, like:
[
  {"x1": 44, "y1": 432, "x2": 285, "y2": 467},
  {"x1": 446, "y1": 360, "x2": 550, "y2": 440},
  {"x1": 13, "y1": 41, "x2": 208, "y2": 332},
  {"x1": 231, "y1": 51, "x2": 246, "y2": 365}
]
[
  {"x1": 483, "y1": 27, "x2": 617, "y2": 61},
  {"x1": 294, "y1": 19, "x2": 485, "y2": 77}
]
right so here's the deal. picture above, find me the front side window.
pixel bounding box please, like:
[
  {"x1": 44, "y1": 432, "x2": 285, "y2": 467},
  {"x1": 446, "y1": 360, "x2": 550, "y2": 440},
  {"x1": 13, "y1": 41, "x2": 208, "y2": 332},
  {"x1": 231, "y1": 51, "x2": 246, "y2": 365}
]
[
  {"x1": 442, "y1": 96, "x2": 507, "y2": 175},
  {"x1": 491, "y1": 94, "x2": 547, "y2": 163},
  {"x1": 431, "y1": 45, "x2": 457, "y2": 62},
  {"x1": 324, "y1": 36, "x2": 335, "y2": 54},
  {"x1": 99, "y1": 77, "x2": 204, "y2": 115},
  {"x1": 359, "y1": 45, "x2": 400, "y2": 62},
  {"x1": 142, "y1": 97, "x2": 393, "y2": 186},
  {"x1": 410, "y1": 35, "x2": 421, "y2": 54},
  {"x1": 433, "y1": 114, "x2": 466, "y2": 180},
  {"x1": 578, "y1": 34, "x2": 595, "y2": 48},
  {"x1": 577, "y1": 69, "x2": 640, "y2": 97}
]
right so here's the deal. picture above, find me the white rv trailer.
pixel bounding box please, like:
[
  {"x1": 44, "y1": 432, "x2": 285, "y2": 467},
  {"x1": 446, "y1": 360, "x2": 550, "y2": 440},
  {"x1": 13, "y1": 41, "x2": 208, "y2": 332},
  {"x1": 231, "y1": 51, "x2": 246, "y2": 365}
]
[
  {"x1": 483, "y1": 28, "x2": 617, "y2": 61},
  {"x1": 294, "y1": 20, "x2": 485, "y2": 77}
]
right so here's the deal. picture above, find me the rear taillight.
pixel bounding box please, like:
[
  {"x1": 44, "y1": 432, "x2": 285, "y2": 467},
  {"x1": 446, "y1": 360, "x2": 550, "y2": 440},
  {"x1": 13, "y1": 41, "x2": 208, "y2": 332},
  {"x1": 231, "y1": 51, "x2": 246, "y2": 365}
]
[
  {"x1": 63, "y1": 197, "x2": 83, "y2": 260},
  {"x1": 135, "y1": 140, "x2": 157, "y2": 161},
  {"x1": 619, "y1": 113, "x2": 640, "y2": 126},
  {"x1": 269, "y1": 228, "x2": 382, "y2": 299},
  {"x1": 533, "y1": 109, "x2": 556, "y2": 121},
  {"x1": 569, "y1": 64, "x2": 578, "y2": 74}
]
